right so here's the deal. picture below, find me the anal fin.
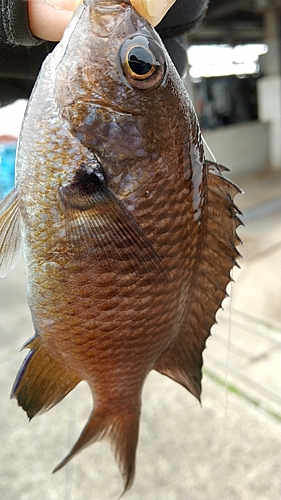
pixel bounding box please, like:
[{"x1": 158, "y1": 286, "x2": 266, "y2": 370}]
[{"x1": 11, "y1": 335, "x2": 81, "y2": 419}]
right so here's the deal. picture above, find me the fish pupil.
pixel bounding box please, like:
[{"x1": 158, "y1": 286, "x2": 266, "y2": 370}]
[
  {"x1": 128, "y1": 47, "x2": 153, "y2": 76},
  {"x1": 119, "y1": 35, "x2": 166, "y2": 90}
]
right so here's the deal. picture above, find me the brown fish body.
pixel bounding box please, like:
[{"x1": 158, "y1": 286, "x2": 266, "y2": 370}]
[{"x1": 0, "y1": 0, "x2": 241, "y2": 493}]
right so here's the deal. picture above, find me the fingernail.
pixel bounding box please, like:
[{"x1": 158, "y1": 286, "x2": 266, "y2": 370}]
[
  {"x1": 145, "y1": 0, "x2": 176, "y2": 23},
  {"x1": 44, "y1": 0, "x2": 82, "y2": 12}
]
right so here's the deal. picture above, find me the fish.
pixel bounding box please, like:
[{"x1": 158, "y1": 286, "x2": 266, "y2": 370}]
[{"x1": 0, "y1": 0, "x2": 242, "y2": 494}]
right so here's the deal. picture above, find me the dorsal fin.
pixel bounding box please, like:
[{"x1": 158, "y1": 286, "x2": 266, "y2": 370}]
[{"x1": 155, "y1": 160, "x2": 243, "y2": 399}]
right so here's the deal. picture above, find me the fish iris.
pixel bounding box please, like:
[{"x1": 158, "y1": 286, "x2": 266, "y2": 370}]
[
  {"x1": 119, "y1": 35, "x2": 166, "y2": 91},
  {"x1": 127, "y1": 47, "x2": 155, "y2": 78}
]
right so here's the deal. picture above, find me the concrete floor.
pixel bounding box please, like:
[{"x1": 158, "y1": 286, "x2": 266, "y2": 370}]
[{"x1": 0, "y1": 169, "x2": 280, "y2": 500}]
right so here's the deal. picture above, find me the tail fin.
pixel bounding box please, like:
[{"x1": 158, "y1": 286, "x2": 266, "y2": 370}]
[
  {"x1": 53, "y1": 410, "x2": 140, "y2": 494},
  {"x1": 11, "y1": 335, "x2": 81, "y2": 419}
]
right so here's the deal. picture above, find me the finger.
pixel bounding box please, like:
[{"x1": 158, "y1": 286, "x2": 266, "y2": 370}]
[
  {"x1": 131, "y1": 0, "x2": 176, "y2": 26},
  {"x1": 28, "y1": 0, "x2": 176, "y2": 42},
  {"x1": 28, "y1": 0, "x2": 82, "y2": 41}
]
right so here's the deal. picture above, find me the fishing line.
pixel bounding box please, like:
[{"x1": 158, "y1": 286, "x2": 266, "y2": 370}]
[
  {"x1": 202, "y1": 136, "x2": 231, "y2": 438},
  {"x1": 225, "y1": 278, "x2": 233, "y2": 409},
  {"x1": 222, "y1": 172, "x2": 242, "y2": 440},
  {"x1": 64, "y1": 394, "x2": 77, "y2": 500},
  {"x1": 202, "y1": 135, "x2": 216, "y2": 162},
  {"x1": 222, "y1": 265, "x2": 235, "y2": 446}
]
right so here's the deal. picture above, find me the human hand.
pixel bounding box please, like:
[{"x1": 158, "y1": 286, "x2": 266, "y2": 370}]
[
  {"x1": 28, "y1": 0, "x2": 177, "y2": 41},
  {"x1": 131, "y1": 0, "x2": 176, "y2": 26},
  {"x1": 28, "y1": 0, "x2": 82, "y2": 41}
]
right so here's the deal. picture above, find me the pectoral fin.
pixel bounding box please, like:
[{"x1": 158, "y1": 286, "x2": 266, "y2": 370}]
[
  {"x1": 59, "y1": 163, "x2": 168, "y2": 284},
  {"x1": 0, "y1": 188, "x2": 22, "y2": 278}
]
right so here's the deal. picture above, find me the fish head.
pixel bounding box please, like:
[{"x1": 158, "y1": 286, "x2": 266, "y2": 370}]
[{"x1": 54, "y1": 0, "x2": 197, "y2": 193}]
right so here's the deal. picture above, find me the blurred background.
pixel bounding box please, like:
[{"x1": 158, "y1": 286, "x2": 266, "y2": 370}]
[
  {"x1": 184, "y1": 0, "x2": 281, "y2": 181},
  {"x1": 0, "y1": 1, "x2": 281, "y2": 499}
]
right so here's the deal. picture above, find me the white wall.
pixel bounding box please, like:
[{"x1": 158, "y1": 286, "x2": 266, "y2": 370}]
[
  {"x1": 257, "y1": 75, "x2": 281, "y2": 170},
  {"x1": 0, "y1": 100, "x2": 27, "y2": 137},
  {"x1": 203, "y1": 121, "x2": 270, "y2": 180}
]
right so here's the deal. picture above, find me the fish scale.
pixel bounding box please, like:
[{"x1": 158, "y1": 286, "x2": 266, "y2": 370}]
[{"x1": 0, "y1": 0, "x2": 242, "y2": 494}]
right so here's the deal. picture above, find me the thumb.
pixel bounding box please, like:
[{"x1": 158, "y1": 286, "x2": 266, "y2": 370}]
[
  {"x1": 131, "y1": 0, "x2": 177, "y2": 26},
  {"x1": 28, "y1": 0, "x2": 82, "y2": 41}
]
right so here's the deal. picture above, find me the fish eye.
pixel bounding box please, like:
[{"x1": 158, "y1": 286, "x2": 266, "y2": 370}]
[{"x1": 119, "y1": 35, "x2": 166, "y2": 91}]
